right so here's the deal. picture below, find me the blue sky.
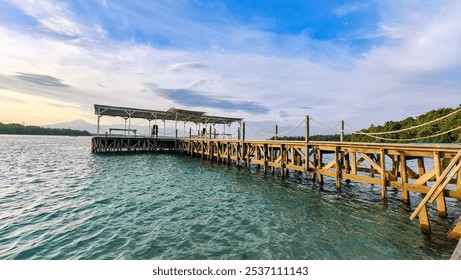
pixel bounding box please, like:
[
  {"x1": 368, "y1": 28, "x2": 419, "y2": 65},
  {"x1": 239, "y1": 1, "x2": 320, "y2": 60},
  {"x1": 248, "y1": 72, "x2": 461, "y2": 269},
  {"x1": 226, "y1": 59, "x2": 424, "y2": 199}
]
[{"x1": 0, "y1": 0, "x2": 460, "y2": 136}]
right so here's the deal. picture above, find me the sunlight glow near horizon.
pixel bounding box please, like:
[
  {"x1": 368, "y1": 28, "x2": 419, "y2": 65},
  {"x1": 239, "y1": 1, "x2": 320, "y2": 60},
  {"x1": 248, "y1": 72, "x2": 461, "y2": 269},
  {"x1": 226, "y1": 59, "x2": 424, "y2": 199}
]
[{"x1": 0, "y1": 0, "x2": 460, "y2": 135}]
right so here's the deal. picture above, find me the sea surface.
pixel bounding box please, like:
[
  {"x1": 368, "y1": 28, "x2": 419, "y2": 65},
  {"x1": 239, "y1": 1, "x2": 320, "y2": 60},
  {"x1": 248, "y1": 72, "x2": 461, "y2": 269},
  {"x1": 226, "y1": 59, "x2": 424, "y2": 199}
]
[{"x1": 0, "y1": 135, "x2": 459, "y2": 260}]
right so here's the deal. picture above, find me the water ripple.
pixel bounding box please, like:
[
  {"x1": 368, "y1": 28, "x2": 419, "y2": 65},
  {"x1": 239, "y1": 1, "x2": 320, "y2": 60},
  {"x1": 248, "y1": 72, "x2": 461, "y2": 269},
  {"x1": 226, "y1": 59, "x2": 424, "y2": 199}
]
[{"x1": 0, "y1": 135, "x2": 459, "y2": 259}]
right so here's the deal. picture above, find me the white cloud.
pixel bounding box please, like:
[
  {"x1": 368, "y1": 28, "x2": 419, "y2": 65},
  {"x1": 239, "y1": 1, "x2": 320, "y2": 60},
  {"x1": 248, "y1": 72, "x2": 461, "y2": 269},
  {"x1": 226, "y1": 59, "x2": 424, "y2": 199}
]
[
  {"x1": 6, "y1": 0, "x2": 82, "y2": 36},
  {"x1": 5, "y1": 0, "x2": 106, "y2": 39},
  {"x1": 334, "y1": 2, "x2": 370, "y2": 16},
  {"x1": 0, "y1": 0, "x2": 460, "y2": 135},
  {"x1": 365, "y1": 1, "x2": 461, "y2": 74}
]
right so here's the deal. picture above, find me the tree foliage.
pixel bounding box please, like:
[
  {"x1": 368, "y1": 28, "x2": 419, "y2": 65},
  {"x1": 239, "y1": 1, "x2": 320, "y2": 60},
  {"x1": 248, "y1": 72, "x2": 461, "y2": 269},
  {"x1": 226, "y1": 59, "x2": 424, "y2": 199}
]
[
  {"x1": 0, "y1": 122, "x2": 92, "y2": 136},
  {"x1": 270, "y1": 105, "x2": 461, "y2": 143},
  {"x1": 350, "y1": 105, "x2": 461, "y2": 143}
]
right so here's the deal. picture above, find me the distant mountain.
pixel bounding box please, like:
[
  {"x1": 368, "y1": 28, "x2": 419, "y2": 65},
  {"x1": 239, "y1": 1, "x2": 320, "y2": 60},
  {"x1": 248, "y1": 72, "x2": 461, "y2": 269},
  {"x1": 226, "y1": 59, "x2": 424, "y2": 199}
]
[{"x1": 45, "y1": 119, "x2": 96, "y2": 133}]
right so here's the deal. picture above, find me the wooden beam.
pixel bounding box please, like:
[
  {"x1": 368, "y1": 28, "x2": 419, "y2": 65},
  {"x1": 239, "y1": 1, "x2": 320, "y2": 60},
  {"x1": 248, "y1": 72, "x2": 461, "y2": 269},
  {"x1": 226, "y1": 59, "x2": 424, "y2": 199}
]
[
  {"x1": 410, "y1": 149, "x2": 461, "y2": 220},
  {"x1": 335, "y1": 146, "x2": 341, "y2": 189},
  {"x1": 380, "y1": 149, "x2": 387, "y2": 199},
  {"x1": 400, "y1": 155, "x2": 409, "y2": 204},
  {"x1": 448, "y1": 218, "x2": 461, "y2": 240}
]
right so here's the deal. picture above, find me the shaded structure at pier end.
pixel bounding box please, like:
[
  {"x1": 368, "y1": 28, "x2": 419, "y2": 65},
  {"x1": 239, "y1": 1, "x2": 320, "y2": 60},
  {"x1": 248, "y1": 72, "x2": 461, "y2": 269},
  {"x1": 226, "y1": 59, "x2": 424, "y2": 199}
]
[
  {"x1": 92, "y1": 104, "x2": 244, "y2": 154},
  {"x1": 94, "y1": 104, "x2": 243, "y2": 138}
]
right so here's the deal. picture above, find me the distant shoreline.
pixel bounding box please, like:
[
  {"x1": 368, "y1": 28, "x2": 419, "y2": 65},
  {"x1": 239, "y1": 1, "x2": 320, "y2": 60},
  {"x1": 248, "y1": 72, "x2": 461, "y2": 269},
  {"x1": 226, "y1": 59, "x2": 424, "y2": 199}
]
[{"x1": 0, "y1": 122, "x2": 92, "y2": 136}]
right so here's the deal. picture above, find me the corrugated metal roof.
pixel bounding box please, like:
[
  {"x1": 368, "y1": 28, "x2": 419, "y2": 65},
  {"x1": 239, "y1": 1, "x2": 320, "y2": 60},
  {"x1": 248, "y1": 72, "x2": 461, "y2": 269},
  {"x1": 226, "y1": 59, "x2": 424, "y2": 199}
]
[{"x1": 94, "y1": 104, "x2": 242, "y2": 125}]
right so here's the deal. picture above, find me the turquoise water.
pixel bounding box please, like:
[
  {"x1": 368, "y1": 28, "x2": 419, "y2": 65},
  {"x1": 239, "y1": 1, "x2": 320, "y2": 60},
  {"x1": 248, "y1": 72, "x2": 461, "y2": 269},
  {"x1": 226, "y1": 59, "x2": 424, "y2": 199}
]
[{"x1": 0, "y1": 135, "x2": 459, "y2": 259}]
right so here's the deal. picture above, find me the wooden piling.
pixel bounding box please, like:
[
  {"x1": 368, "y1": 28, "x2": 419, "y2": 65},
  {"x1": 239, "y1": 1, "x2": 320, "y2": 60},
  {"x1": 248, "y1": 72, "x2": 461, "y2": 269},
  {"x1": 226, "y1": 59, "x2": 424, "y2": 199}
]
[{"x1": 400, "y1": 155, "x2": 410, "y2": 204}]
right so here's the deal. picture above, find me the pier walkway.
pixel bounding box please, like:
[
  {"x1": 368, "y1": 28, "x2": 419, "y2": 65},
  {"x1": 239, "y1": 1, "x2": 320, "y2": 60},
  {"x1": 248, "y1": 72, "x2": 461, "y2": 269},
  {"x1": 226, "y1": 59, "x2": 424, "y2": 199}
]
[{"x1": 91, "y1": 104, "x2": 461, "y2": 240}]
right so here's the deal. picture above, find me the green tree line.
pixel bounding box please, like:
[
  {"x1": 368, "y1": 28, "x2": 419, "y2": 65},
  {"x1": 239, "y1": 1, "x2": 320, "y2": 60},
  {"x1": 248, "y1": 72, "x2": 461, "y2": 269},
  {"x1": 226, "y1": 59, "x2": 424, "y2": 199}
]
[
  {"x1": 350, "y1": 105, "x2": 461, "y2": 143},
  {"x1": 271, "y1": 105, "x2": 461, "y2": 143},
  {"x1": 0, "y1": 122, "x2": 92, "y2": 136}
]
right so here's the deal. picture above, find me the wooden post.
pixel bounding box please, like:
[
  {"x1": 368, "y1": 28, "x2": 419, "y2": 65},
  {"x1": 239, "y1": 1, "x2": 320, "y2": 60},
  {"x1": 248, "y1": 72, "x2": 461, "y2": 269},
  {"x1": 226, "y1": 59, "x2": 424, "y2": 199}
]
[
  {"x1": 216, "y1": 141, "x2": 220, "y2": 163},
  {"x1": 242, "y1": 122, "x2": 246, "y2": 141},
  {"x1": 275, "y1": 125, "x2": 278, "y2": 140},
  {"x1": 419, "y1": 205, "x2": 431, "y2": 233},
  {"x1": 305, "y1": 115, "x2": 309, "y2": 173},
  {"x1": 380, "y1": 149, "x2": 387, "y2": 199},
  {"x1": 264, "y1": 144, "x2": 268, "y2": 174},
  {"x1": 227, "y1": 142, "x2": 230, "y2": 165},
  {"x1": 317, "y1": 149, "x2": 324, "y2": 185},
  {"x1": 236, "y1": 142, "x2": 240, "y2": 168},
  {"x1": 417, "y1": 158, "x2": 426, "y2": 186},
  {"x1": 201, "y1": 141, "x2": 205, "y2": 159},
  {"x1": 400, "y1": 155, "x2": 410, "y2": 204},
  {"x1": 271, "y1": 147, "x2": 275, "y2": 174},
  {"x1": 351, "y1": 151, "x2": 357, "y2": 175},
  {"x1": 344, "y1": 152, "x2": 351, "y2": 183},
  {"x1": 458, "y1": 166, "x2": 461, "y2": 192},
  {"x1": 448, "y1": 218, "x2": 461, "y2": 239},
  {"x1": 96, "y1": 108, "x2": 101, "y2": 137},
  {"x1": 305, "y1": 115, "x2": 309, "y2": 146},
  {"x1": 189, "y1": 127, "x2": 192, "y2": 138},
  {"x1": 340, "y1": 120, "x2": 344, "y2": 142},
  {"x1": 280, "y1": 144, "x2": 285, "y2": 179},
  {"x1": 434, "y1": 151, "x2": 447, "y2": 217},
  {"x1": 335, "y1": 146, "x2": 341, "y2": 189},
  {"x1": 246, "y1": 143, "x2": 251, "y2": 169}
]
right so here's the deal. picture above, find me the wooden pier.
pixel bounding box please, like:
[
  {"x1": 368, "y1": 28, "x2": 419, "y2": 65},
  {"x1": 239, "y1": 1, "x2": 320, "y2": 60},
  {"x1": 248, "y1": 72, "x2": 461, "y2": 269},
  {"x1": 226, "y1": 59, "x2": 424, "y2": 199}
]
[
  {"x1": 91, "y1": 136, "x2": 176, "y2": 153},
  {"x1": 91, "y1": 104, "x2": 461, "y2": 240}
]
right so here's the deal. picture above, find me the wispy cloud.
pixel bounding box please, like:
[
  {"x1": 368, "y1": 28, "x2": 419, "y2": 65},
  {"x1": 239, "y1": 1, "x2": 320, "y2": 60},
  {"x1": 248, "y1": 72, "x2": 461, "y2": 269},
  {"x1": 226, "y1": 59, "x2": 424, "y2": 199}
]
[
  {"x1": 46, "y1": 102, "x2": 81, "y2": 109},
  {"x1": 0, "y1": 96, "x2": 28, "y2": 103},
  {"x1": 13, "y1": 72, "x2": 71, "y2": 87},
  {"x1": 146, "y1": 84, "x2": 269, "y2": 114},
  {"x1": 168, "y1": 62, "x2": 207, "y2": 72},
  {"x1": 5, "y1": 0, "x2": 82, "y2": 37},
  {"x1": 334, "y1": 2, "x2": 370, "y2": 16},
  {"x1": 4, "y1": 0, "x2": 106, "y2": 39}
]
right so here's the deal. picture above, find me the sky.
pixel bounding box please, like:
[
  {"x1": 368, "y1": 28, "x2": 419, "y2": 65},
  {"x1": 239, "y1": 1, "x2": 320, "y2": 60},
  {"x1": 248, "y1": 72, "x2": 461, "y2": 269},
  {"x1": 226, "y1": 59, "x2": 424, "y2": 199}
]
[{"x1": 0, "y1": 0, "x2": 460, "y2": 136}]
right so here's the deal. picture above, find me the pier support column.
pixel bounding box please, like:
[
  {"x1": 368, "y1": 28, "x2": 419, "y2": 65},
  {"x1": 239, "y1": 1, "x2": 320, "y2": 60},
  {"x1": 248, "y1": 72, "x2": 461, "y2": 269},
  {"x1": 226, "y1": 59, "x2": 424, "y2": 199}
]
[
  {"x1": 434, "y1": 151, "x2": 447, "y2": 217},
  {"x1": 457, "y1": 165, "x2": 461, "y2": 192},
  {"x1": 340, "y1": 120, "x2": 344, "y2": 142},
  {"x1": 246, "y1": 144, "x2": 251, "y2": 170},
  {"x1": 271, "y1": 148, "x2": 275, "y2": 175},
  {"x1": 280, "y1": 144, "x2": 285, "y2": 179},
  {"x1": 335, "y1": 146, "x2": 341, "y2": 189},
  {"x1": 227, "y1": 142, "x2": 230, "y2": 165},
  {"x1": 264, "y1": 144, "x2": 268, "y2": 174},
  {"x1": 317, "y1": 149, "x2": 324, "y2": 186},
  {"x1": 344, "y1": 152, "x2": 351, "y2": 184},
  {"x1": 400, "y1": 155, "x2": 410, "y2": 204},
  {"x1": 236, "y1": 142, "x2": 240, "y2": 168},
  {"x1": 350, "y1": 151, "x2": 357, "y2": 176},
  {"x1": 419, "y1": 205, "x2": 431, "y2": 233},
  {"x1": 380, "y1": 149, "x2": 387, "y2": 200},
  {"x1": 448, "y1": 217, "x2": 461, "y2": 240},
  {"x1": 418, "y1": 158, "x2": 427, "y2": 186}
]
